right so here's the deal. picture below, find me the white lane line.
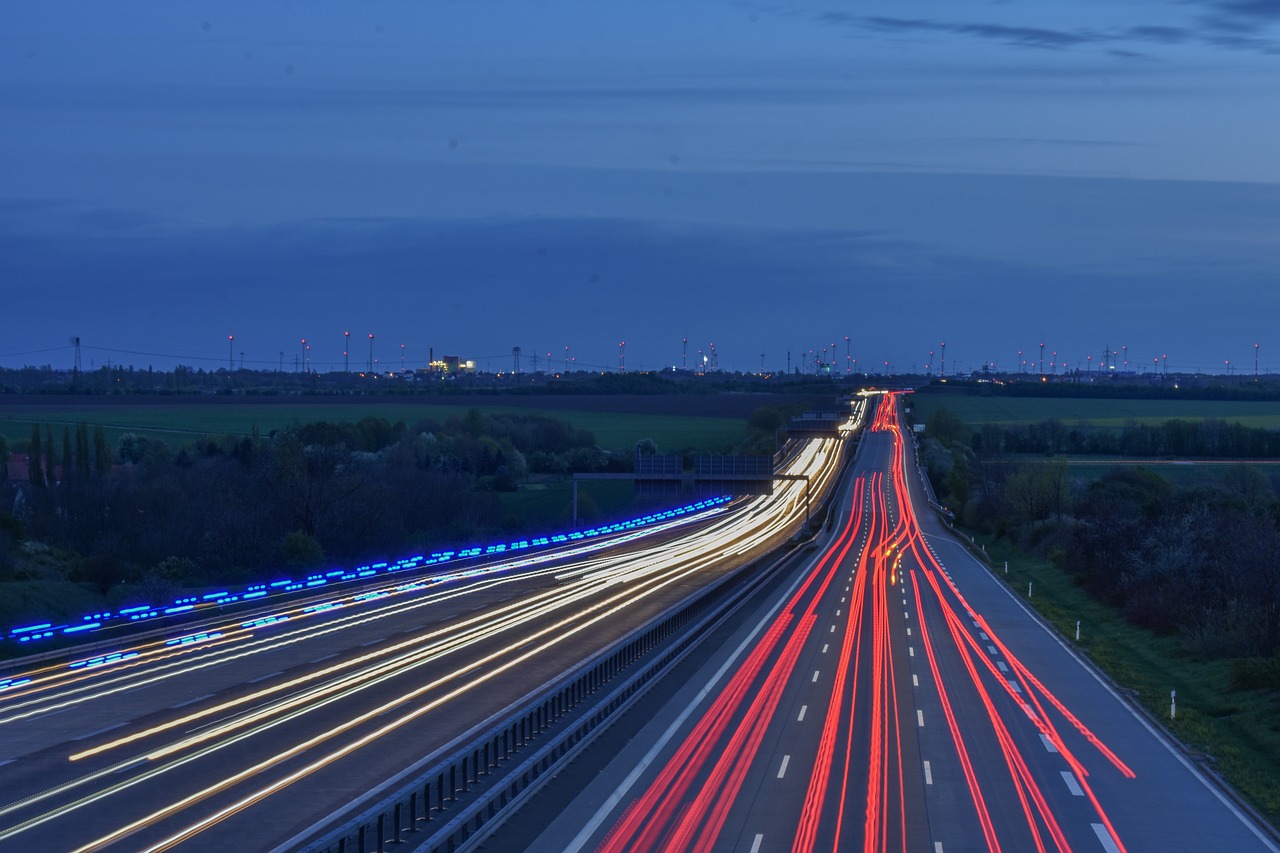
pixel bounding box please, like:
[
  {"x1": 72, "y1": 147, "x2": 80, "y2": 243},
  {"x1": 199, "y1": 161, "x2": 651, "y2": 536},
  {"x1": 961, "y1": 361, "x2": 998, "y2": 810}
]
[
  {"x1": 1062, "y1": 770, "x2": 1085, "y2": 797},
  {"x1": 841, "y1": 596, "x2": 846, "y2": 603},
  {"x1": 310, "y1": 653, "x2": 338, "y2": 663},
  {"x1": 923, "y1": 760, "x2": 933, "y2": 785},
  {"x1": 909, "y1": 646, "x2": 915, "y2": 657},
  {"x1": 778, "y1": 755, "x2": 791, "y2": 779},
  {"x1": 750, "y1": 835, "x2": 764, "y2": 853},
  {"x1": 798, "y1": 705, "x2": 808, "y2": 722},
  {"x1": 917, "y1": 709, "x2": 925, "y2": 727},
  {"x1": 836, "y1": 609, "x2": 842, "y2": 616},
  {"x1": 979, "y1": 631, "x2": 989, "y2": 640},
  {"x1": 997, "y1": 661, "x2": 1009, "y2": 673},
  {"x1": 1040, "y1": 734, "x2": 1058, "y2": 753},
  {"x1": 812, "y1": 670, "x2": 821, "y2": 683},
  {"x1": 904, "y1": 611, "x2": 910, "y2": 619},
  {"x1": 902, "y1": 598, "x2": 907, "y2": 605},
  {"x1": 830, "y1": 624, "x2": 836, "y2": 633},
  {"x1": 935, "y1": 844, "x2": 944, "y2": 853},
  {"x1": 248, "y1": 670, "x2": 283, "y2": 684},
  {"x1": 170, "y1": 693, "x2": 213, "y2": 709},
  {"x1": 1092, "y1": 823, "x2": 1122, "y2": 853},
  {"x1": 0, "y1": 759, "x2": 16, "y2": 768},
  {"x1": 1009, "y1": 680, "x2": 1022, "y2": 693},
  {"x1": 906, "y1": 628, "x2": 912, "y2": 636},
  {"x1": 986, "y1": 645, "x2": 998, "y2": 655},
  {"x1": 74, "y1": 722, "x2": 127, "y2": 741},
  {"x1": 822, "y1": 644, "x2": 829, "y2": 653},
  {"x1": 913, "y1": 675, "x2": 919, "y2": 687}
]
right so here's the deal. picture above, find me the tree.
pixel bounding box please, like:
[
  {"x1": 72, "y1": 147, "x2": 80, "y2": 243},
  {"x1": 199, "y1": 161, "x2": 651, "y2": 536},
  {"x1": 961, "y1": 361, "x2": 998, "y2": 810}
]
[
  {"x1": 61, "y1": 427, "x2": 73, "y2": 484},
  {"x1": 75, "y1": 422, "x2": 91, "y2": 478},
  {"x1": 93, "y1": 425, "x2": 112, "y2": 476},
  {"x1": 29, "y1": 424, "x2": 44, "y2": 488},
  {"x1": 926, "y1": 407, "x2": 970, "y2": 449},
  {"x1": 44, "y1": 425, "x2": 55, "y2": 486}
]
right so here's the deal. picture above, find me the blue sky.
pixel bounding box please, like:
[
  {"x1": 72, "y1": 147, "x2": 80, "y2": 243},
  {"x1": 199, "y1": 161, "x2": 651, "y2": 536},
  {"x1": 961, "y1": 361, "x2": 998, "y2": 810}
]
[{"x1": 2, "y1": 1, "x2": 1278, "y2": 375}]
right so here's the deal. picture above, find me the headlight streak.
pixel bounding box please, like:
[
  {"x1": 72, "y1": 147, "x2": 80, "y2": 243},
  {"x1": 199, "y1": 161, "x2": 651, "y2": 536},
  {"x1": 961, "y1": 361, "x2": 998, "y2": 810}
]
[
  {"x1": 0, "y1": 508, "x2": 734, "y2": 725},
  {"x1": 80, "y1": 510, "x2": 826, "y2": 853},
  {"x1": 0, "y1": 505, "x2": 731, "y2": 710},
  {"x1": 2, "y1": 430, "x2": 855, "y2": 850}
]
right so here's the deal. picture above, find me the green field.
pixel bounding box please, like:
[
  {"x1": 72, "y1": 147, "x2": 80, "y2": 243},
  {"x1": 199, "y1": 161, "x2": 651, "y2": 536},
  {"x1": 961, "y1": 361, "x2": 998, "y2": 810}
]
[
  {"x1": 0, "y1": 402, "x2": 746, "y2": 453},
  {"x1": 910, "y1": 392, "x2": 1280, "y2": 430}
]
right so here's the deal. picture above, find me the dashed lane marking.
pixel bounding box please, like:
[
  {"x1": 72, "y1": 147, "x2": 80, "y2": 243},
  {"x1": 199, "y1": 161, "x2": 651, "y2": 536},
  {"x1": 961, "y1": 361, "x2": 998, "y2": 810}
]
[
  {"x1": 798, "y1": 705, "x2": 807, "y2": 722},
  {"x1": 1040, "y1": 734, "x2": 1058, "y2": 753},
  {"x1": 1062, "y1": 771, "x2": 1084, "y2": 797},
  {"x1": 778, "y1": 755, "x2": 791, "y2": 779},
  {"x1": 1091, "y1": 823, "x2": 1122, "y2": 853}
]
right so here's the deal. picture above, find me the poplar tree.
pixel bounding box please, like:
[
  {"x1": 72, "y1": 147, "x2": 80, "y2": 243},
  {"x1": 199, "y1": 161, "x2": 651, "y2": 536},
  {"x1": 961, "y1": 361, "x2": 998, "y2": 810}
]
[
  {"x1": 62, "y1": 428, "x2": 73, "y2": 484},
  {"x1": 76, "y1": 422, "x2": 91, "y2": 478},
  {"x1": 29, "y1": 425, "x2": 44, "y2": 487},
  {"x1": 45, "y1": 425, "x2": 56, "y2": 485},
  {"x1": 93, "y1": 425, "x2": 112, "y2": 477}
]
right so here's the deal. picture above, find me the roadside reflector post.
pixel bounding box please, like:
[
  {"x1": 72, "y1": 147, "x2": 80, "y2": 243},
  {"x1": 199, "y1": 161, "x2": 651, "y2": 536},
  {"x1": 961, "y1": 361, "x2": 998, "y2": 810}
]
[
  {"x1": 1075, "y1": 620, "x2": 1080, "y2": 641},
  {"x1": 1171, "y1": 690, "x2": 1177, "y2": 720},
  {"x1": 1027, "y1": 582, "x2": 1032, "y2": 598},
  {"x1": 1004, "y1": 560, "x2": 1008, "y2": 574}
]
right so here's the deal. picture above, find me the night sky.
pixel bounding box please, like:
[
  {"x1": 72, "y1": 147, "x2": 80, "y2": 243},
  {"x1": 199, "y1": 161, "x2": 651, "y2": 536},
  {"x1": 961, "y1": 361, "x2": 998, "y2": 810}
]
[{"x1": 3, "y1": 1, "x2": 1278, "y2": 375}]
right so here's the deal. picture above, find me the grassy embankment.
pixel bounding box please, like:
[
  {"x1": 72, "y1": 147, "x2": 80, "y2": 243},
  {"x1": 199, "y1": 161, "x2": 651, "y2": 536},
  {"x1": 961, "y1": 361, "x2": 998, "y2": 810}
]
[{"x1": 916, "y1": 389, "x2": 1280, "y2": 822}]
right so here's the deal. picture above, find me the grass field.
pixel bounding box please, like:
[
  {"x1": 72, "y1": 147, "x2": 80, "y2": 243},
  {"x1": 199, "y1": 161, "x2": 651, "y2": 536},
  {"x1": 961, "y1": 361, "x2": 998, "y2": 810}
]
[
  {"x1": 970, "y1": 534, "x2": 1280, "y2": 822},
  {"x1": 910, "y1": 392, "x2": 1280, "y2": 430},
  {"x1": 0, "y1": 401, "x2": 747, "y2": 453}
]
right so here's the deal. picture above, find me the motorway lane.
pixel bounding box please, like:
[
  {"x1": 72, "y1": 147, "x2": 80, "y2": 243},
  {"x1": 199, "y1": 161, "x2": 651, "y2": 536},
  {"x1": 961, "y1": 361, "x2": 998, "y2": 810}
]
[
  {"x1": 538, "y1": 392, "x2": 1279, "y2": 853},
  {"x1": 0, "y1": 418, "x2": 857, "y2": 852}
]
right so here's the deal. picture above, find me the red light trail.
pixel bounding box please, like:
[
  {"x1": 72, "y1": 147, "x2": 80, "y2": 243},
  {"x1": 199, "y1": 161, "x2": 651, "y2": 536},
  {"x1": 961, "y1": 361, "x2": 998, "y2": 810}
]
[{"x1": 598, "y1": 393, "x2": 1135, "y2": 852}]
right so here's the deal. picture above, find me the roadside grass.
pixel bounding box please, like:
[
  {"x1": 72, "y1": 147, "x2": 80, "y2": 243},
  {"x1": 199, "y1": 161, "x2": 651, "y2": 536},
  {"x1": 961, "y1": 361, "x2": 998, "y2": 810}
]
[
  {"x1": 912, "y1": 393, "x2": 1280, "y2": 429},
  {"x1": 497, "y1": 480, "x2": 638, "y2": 530},
  {"x1": 970, "y1": 534, "x2": 1280, "y2": 823},
  {"x1": 0, "y1": 405, "x2": 745, "y2": 453}
]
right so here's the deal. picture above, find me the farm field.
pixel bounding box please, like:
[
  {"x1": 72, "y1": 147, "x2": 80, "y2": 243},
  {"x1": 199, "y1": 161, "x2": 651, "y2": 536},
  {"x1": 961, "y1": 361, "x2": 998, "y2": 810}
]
[
  {"x1": 910, "y1": 391, "x2": 1280, "y2": 429},
  {"x1": 0, "y1": 392, "x2": 820, "y2": 452}
]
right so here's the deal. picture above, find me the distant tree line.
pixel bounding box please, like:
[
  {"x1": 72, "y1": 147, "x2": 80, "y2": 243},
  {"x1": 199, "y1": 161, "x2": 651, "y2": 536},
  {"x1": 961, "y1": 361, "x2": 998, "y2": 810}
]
[
  {"x1": 0, "y1": 410, "x2": 632, "y2": 598},
  {"x1": 922, "y1": 407, "x2": 1280, "y2": 664}
]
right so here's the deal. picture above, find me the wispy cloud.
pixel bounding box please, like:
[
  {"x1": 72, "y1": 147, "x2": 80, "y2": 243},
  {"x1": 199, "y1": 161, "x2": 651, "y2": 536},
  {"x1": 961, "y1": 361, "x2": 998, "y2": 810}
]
[
  {"x1": 810, "y1": 7, "x2": 1280, "y2": 55},
  {"x1": 854, "y1": 16, "x2": 1096, "y2": 50}
]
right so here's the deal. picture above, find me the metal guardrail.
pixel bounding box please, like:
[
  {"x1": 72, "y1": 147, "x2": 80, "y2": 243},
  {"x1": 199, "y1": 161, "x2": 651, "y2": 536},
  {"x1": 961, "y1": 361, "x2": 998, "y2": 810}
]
[
  {"x1": 295, "y1": 537, "x2": 801, "y2": 853},
  {"x1": 295, "y1": 437, "x2": 865, "y2": 853}
]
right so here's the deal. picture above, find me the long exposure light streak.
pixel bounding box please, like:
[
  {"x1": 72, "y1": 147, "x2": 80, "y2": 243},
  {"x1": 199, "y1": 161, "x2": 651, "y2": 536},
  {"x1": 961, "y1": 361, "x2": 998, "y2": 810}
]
[
  {"x1": 597, "y1": 393, "x2": 1135, "y2": 853},
  {"x1": 0, "y1": 407, "x2": 859, "y2": 851}
]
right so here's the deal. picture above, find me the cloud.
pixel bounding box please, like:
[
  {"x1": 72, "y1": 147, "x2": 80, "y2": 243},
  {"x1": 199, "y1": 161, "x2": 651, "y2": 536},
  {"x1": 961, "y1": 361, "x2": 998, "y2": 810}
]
[
  {"x1": 851, "y1": 16, "x2": 1098, "y2": 49},
  {"x1": 810, "y1": 7, "x2": 1280, "y2": 55}
]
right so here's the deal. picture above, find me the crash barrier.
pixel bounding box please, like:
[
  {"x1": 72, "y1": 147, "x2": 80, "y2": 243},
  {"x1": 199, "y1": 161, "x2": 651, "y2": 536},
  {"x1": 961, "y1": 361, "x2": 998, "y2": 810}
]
[{"x1": 302, "y1": 538, "x2": 803, "y2": 853}]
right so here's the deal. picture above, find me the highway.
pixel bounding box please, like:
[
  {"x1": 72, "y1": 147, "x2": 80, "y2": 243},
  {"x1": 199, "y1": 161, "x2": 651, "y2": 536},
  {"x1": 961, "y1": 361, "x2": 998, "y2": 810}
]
[
  {"x1": 0, "y1": 406, "x2": 859, "y2": 853},
  {"x1": 529, "y1": 393, "x2": 1279, "y2": 853}
]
